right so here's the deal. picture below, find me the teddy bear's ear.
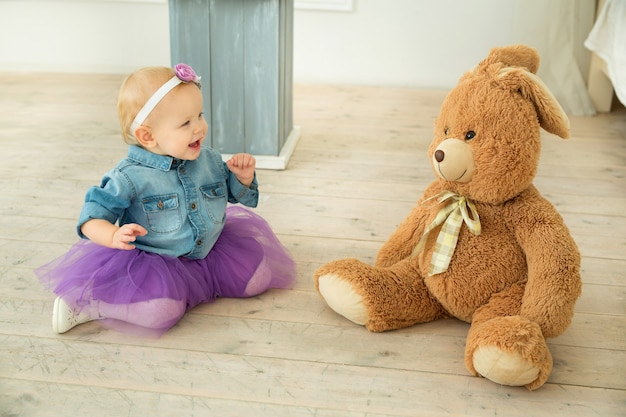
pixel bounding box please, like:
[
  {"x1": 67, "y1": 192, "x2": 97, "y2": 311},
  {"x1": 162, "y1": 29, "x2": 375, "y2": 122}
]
[
  {"x1": 497, "y1": 67, "x2": 570, "y2": 139},
  {"x1": 483, "y1": 44, "x2": 540, "y2": 74}
]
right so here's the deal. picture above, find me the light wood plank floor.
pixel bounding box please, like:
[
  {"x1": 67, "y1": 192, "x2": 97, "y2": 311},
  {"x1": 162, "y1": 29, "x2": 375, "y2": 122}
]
[{"x1": 1, "y1": 74, "x2": 625, "y2": 416}]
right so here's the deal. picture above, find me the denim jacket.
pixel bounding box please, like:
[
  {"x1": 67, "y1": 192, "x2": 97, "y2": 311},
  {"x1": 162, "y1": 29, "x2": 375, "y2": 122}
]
[{"x1": 78, "y1": 145, "x2": 259, "y2": 259}]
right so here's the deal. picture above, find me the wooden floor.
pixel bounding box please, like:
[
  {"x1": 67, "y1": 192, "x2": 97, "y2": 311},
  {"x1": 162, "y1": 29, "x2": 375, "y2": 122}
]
[{"x1": 1, "y1": 74, "x2": 625, "y2": 416}]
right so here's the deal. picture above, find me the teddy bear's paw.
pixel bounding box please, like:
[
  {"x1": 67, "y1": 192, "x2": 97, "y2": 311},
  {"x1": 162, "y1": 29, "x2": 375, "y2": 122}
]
[
  {"x1": 318, "y1": 273, "x2": 369, "y2": 325},
  {"x1": 466, "y1": 316, "x2": 552, "y2": 390},
  {"x1": 472, "y1": 345, "x2": 540, "y2": 387}
]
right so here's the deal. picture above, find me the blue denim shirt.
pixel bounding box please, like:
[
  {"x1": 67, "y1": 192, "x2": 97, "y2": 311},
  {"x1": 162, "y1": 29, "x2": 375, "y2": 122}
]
[{"x1": 78, "y1": 145, "x2": 259, "y2": 259}]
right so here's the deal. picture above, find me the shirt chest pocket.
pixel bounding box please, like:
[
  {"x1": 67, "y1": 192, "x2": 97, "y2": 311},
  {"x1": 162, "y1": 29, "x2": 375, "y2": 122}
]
[
  {"x1": 142, "y1": 194, "x2": 182, "y2": 233},
  {"x1": 200, "y1": 182, "x2": 227, "y2": 224}
]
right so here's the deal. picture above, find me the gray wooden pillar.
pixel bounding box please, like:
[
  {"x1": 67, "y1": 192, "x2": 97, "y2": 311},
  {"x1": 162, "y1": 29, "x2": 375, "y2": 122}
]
[{"x1": 169, "y1": 0, "x2": 298, "y2": 169}]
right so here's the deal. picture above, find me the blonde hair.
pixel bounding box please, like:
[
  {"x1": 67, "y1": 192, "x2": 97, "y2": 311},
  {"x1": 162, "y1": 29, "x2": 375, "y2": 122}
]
[{"x1": 117, "y1": 66, "x2": 175, "y2": 145}]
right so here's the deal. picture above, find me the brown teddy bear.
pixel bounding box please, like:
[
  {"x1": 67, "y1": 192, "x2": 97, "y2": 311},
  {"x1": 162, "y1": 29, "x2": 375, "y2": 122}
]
[{"x1": 313, "y1": 44, "x2": 582, "y2": 390}]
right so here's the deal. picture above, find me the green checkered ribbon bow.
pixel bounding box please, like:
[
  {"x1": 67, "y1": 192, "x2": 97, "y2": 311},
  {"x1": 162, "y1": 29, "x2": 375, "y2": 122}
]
[{"x1": 411, "y1": 191, "x2": 481, "y2": 276}]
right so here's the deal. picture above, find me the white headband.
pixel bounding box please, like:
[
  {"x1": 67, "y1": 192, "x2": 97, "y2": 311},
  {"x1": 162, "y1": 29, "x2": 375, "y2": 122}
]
[
  {"x1": 129, "y1": 63, "x2": 201, "y2": 136},
  {"x1": 130, "y1": 76, "x2": 182, "y2": 134}
]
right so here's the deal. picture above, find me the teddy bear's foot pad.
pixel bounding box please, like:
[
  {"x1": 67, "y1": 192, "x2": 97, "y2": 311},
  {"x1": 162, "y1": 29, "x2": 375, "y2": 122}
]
[
  {"x1": 473, "y1": 345, "x2": 540, "y2": 386},
  {"x1": 318, "y1": 273, "x2": 369, "y2": 325}
]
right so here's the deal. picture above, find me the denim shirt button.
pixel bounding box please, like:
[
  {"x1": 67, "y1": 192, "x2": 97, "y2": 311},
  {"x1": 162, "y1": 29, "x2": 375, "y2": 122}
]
[
  {"x1": 196, "y1": 239, "x2": 202, "y2": 246},
  {"x1": 191, "y1": 202, "x2": 196, "y2": 210}
]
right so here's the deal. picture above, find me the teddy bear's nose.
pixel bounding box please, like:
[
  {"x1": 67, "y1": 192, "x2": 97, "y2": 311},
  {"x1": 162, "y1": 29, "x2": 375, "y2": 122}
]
[{"x1": 435, "y1": 150, "x2": 445, "y2": 163}]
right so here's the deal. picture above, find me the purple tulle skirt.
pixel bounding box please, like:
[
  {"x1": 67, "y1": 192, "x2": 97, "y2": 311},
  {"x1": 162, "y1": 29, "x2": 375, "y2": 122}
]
[{"x1": 36, "y1": 206, "x2": 296, "y2": 336}]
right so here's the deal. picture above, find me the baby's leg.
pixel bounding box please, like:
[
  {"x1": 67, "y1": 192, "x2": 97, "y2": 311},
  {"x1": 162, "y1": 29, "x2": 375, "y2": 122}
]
[
  {"x1": 53, "y1": 297, "x2": 186, "y2": 333},
  {"x1": 94, "y1": 298, "x2": 186, "y2": 329},
  {"x1": 243, "y1": 257, "x2": 272, "y2": 297}
]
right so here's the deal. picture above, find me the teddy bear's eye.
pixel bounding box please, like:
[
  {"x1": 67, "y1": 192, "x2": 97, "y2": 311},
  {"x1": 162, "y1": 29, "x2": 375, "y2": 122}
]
[
  {"x1": 444, "y1": 127, "x2": 449, "y2": 136},
  {"x1": 465, "y1": 131, "x2": 476, "y2": 141}
]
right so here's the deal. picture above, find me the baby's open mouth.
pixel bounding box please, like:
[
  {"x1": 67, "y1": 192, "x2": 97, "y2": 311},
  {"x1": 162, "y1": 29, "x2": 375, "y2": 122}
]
[{"x1": 189, "y1": 140, "x2": 200, "y2": 148}]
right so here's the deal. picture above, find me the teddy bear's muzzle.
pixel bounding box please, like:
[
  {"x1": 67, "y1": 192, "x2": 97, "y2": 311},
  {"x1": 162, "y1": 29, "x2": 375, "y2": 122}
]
[{"x1": 433, "y1": 138, "x2": 475, "y2": 183}]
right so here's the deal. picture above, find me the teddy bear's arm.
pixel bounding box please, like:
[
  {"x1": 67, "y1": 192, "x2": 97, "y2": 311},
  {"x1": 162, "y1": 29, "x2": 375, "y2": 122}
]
[
  {"x1": 374, "y1": 205, "x2": 426, "y2": 267},
  {"x1": 374, "y1": 183, "x2": 443, "y2": 268},
  {"x1": 511, "y1": 187, "x2": 582, "y2": 339}
]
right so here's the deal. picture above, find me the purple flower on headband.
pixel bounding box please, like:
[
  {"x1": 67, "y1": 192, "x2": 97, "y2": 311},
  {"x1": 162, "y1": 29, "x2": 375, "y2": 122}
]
[{"x1": 174, "y1": 63, "x2": 201, "y2": 84}]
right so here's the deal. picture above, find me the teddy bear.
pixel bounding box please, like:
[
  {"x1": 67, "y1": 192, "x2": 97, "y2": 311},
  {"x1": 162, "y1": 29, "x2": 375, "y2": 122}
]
[{"x1": 313, "y1": 44, "x2": 582, "y2": 391}]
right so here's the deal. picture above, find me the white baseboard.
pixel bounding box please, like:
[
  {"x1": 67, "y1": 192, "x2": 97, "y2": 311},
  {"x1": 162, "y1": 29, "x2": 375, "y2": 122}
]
[{"x1": 221, "y1": 126, "x2": 301, "y2": 171}]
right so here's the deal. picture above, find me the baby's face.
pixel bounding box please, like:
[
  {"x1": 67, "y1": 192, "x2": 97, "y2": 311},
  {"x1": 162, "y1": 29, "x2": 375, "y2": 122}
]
[{"x1": 145, "y1": 82, "x2": 208, "y2": 160}]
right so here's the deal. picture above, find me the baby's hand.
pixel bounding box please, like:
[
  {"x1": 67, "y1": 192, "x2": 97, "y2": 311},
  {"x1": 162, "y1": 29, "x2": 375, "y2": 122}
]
[
  {"x1": 226, "y1": 153, "x2": 256, "y2": 187},
  {"x1": 113, "y1": 223, "x2": 148, "y2": 250}
]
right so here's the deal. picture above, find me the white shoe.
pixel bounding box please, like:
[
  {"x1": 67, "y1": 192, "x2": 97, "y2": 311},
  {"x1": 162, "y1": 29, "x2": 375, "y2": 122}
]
[{"x1": 52, "y1": 297, "x2": 93, "y2": 333}]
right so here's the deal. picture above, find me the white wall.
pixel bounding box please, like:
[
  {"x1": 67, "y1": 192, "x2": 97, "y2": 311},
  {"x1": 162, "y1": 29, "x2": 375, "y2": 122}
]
[
  {"x1": 294, "y1": 0, "x2": 515, "y2": 89},
  {"x1": 0, "y1": 0, "x2": 171, "y2": 74},
  {"x1": 0, "y1": 0, "x2": 516, "y2": 89}
]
